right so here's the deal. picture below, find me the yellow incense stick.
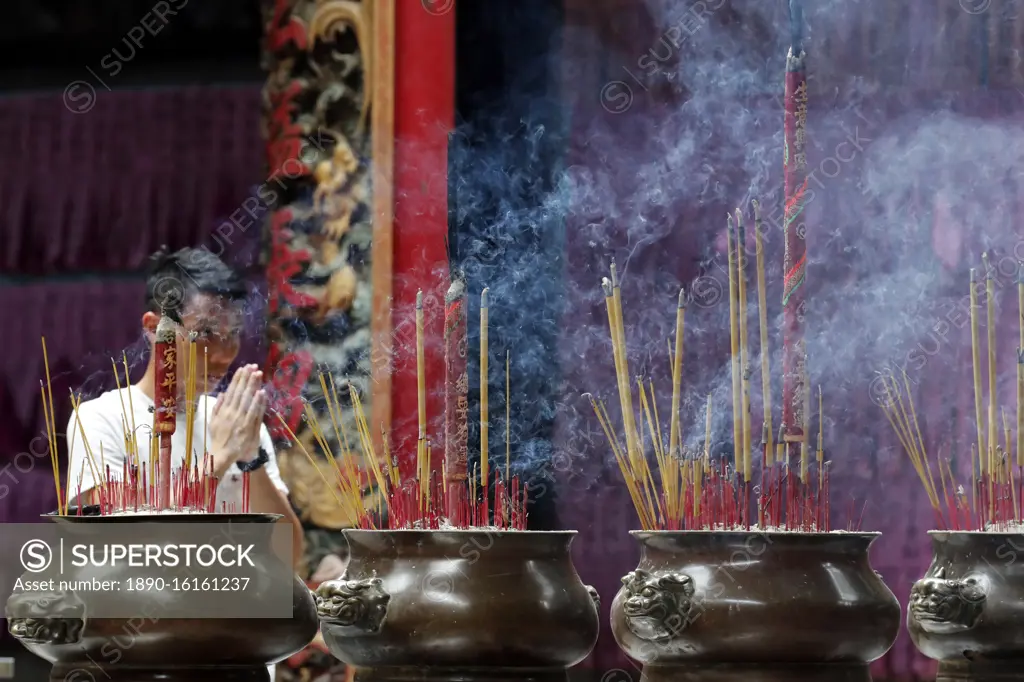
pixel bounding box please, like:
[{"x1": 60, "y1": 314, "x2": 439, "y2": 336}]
[
  {"x1": 752, "y1": 200, "x2": 773, "y2": 459},
  {"x1": 480, "y1": 288, "x2": 489, "y2": 496},
  {"x1": 203, "y1": 348, "x2": 209, "y2": 463},
  {"x1": 1017, "y1": 263, "x2": 1023, "y2": 467},
  {"x1": 40, "y1": 339, "x2": 64, "y2": 513},
  {"x1": 607, "y1": 267, "x2": 656, "y2": 520},
  {"x1": 726, "y1": 217, "x2": 742, "y2": 474},
  {"x1": 610, "y1": 263, "x2": 642, "y2": 475},
  {"x1": 703, "y1": 394, "x2": 712, "y2": 466},
  {"x1": 111, "y1": 358, "x2": 138, "y2": 471},
  {"x1": 735, "y1": 209, "x2": 752, "y2": 480},
  {"x1": 184, "y1": 337, "x2": 197, "y2": 471},
  {"x1": 817, "y1": 386, "x2": 824, "y2": 492},
  {"x1": 668, "y1": 288, "x2": 686, "y2": 461},
  {"x1": 415, "y1": 290, "x2": 427, "y2": 500},
  {"x1": 969, "y1": 268, "x2": 987, "y2": 471},
  {"x1": 275, "y1": 413, "x2": 349, "y2": 512},
  {"x1": 984, "y1": 254, "x2": 997, "y2": 519}
]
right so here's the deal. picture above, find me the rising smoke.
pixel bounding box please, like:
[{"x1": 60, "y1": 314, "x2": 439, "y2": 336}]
[{"x1": 436, "y1": 0, "x2": 1024, "y2": 515}]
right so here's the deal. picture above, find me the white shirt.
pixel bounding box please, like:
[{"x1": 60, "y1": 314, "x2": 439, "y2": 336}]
[{"x1": 65, "y1": 386, "x2": 289, "y2": 507}]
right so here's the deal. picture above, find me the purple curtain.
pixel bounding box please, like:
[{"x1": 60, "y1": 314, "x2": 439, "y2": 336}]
[
  {"x1": 0, "y1": 87, "x2": 263, "y2": 275},
  {"x1": 0, "y1": 86, "x2": 267, "y2": 525}
]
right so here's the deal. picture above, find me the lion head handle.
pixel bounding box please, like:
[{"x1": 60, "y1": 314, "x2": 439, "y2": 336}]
[
  {"x1": 620, "y1": 569, "x2": 695, "y2": 642},
  {"x1": 5, "y1": 590, "x2": 86, "y2": 645},
  {"x1": 909, "y1": 567, "x2": 986, "y2": 634},
  {"x1": 315, "y1": 576, "x2": 390, "y2": 634}
]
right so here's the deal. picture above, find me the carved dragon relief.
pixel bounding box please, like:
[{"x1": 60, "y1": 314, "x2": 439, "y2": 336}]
[
  {"x1": 261, "y1": 0, "x2": 376, "y2": 553},
  {"x1": 309, "y1": 0, "x2": 373, "y2": 133}
]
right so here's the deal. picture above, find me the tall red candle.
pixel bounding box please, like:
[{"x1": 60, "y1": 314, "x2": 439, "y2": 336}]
[
  {"x1": 444, "y1": 277, "x2": 469, "y2": 498},
  {"x1": 154, "y1": 315, "x2": 177, "y2": 509},
  {"x1": 782, "y1": 8, "x2": 809, "y2": 450}
]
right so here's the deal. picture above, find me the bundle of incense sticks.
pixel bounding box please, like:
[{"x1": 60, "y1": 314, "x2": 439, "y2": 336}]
[
  {"x1": 280, "y1": 285, "x2": 529, "y2": 530},
  {"x1": 43, "y1": 337, "x2": 239, "y2": 515},
  {"x1": 883, "y1": 258, "x2": 1024, "y2": 531},
  {"x1": 591, "y1": 203, "x2": 837, "y2": 532},
  {"x1": 81, "y1": 455, "x2": 229, "y2": 515}
]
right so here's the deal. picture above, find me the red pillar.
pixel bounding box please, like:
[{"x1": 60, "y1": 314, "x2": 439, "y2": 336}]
[{"x1": 391, "y1": 0, "x2": 455, "y2": 477}]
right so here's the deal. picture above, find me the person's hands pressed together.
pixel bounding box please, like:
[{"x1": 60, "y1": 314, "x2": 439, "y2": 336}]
[{"x1": 208, "y1": 364, "x2": 268, "y2": 478}]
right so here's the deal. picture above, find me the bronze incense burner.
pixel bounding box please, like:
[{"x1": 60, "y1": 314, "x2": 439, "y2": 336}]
[
  {"x1": 610, "y1": 531, "x2": 900, "y2": 682},
  {"x1": 315, "y1": 529, "x2": 600, "y2": 682},
  {"x1": 908, "y1": 531, "x2": 1024, "y2": 681},
  {"x1": 5, "y1": 513, "x2": 318, "y2": 682}
]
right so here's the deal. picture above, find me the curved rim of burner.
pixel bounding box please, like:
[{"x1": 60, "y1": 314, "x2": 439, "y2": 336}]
[
  {"x1": 928, "y1": 529, "x2": 1024, "y2": 536},
  {"x1": 44, "y1": 509, "x2": 283, "y2": 524},
  {"x1": 344, "y1": 528, "x2": 576, "y2": 536},
  {"x1": 630, "y1": 529, "x2": 881, "y2": 538}
]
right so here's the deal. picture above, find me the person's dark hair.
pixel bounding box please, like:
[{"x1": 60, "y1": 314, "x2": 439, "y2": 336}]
[{"x1": 144, "y1": 246, "x2": 246, "y2": 321}]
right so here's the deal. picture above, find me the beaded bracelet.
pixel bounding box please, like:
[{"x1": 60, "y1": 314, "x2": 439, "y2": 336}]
[{"x1": 236, "y1": 447, "x2": 270, "y2": 473}]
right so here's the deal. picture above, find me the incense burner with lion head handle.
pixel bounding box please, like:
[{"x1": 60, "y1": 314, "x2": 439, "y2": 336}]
[
  {"x1": 610, "y1": 530, "x2": 900, "y2": 682},
  {"x1": 908, "y1": 531, "x2": 1024, "y2": 682},
  {"x1": 315, "y1": 529, "x2": 600, "y2": 682},
  {"x1": 5, "y1": 512, "x2": 318, "y2": 682}
]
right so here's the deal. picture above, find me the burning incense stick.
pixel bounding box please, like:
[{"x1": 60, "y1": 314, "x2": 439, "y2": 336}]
[
  {"x1": 726, "y1": 216, "x2": 742, "y2": 475},
  {"x1": 480, "y1": 288, "x2": 490, "y2": 521},
  {"x1": 110, "y1": 359, "x2": 140, "y2": 473},
  {"x1": 39, "y1": 339, "x2": 64, "y2": 513},
  {"x1": 669, "y1": 288, "x2": 686, "y2": 460},
  {"x1": 611, "y1": 263, "x2": 661, "y2": 524},
  {"x1": 506, "y1": 350, "x2": 511, "y2": 483},
  {"x1": 203, "y1": 348, "x2": 209, "y2": 461},
  {"x1": 606, "y1": 267, "x2": 642, "y2": 487},
  {"x1": 984, "y1": 253, "x2": 998, "y2": 518},
  {"x1": 736, "y1": 208, "x2": 752, "y2": 480},
  {"x1": 817, "y1": 386, "x2": 824, "y2": 492},
  {"x1": 415, "y1": 290, "x2": 428, "y2": 502},
  {"x1": 970, "y1": 268, "x2": 987, "y2": 474},
  {"x1": 1018, "y1": 263, "x2": 1023, "y2": 468},
  {"x1": 704, "y1": 394, "x2": 712, "y2": 464},
  {"x1": 183, "y1": 334, "x2": 198, "y2": 471},
  {"x1": 752, "y1": 200, "x2": 774, "y2": 461}
]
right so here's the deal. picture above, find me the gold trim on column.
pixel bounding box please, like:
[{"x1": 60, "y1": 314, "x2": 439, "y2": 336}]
[{"x1": 371, "y1": 0, "x2": 396, "y2": 459}]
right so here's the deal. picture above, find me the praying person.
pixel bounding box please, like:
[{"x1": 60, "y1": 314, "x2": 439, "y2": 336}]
[{"x1": 66, "y1": 247, "x2": 304, "y2": 564}]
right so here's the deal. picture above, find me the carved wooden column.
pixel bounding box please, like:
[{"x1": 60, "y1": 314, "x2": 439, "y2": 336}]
[{"x1": 260, "y1": 0, "x2": 391, "y2": 572}]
